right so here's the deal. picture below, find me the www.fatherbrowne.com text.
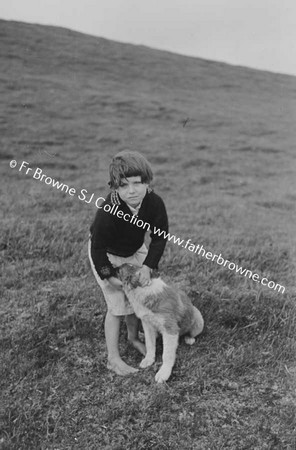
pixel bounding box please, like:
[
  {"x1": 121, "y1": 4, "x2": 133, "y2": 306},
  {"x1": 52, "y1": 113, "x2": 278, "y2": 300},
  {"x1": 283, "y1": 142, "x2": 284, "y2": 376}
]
[{"x1": 152, "y1": 228, "x2": 285, "y2": 294}]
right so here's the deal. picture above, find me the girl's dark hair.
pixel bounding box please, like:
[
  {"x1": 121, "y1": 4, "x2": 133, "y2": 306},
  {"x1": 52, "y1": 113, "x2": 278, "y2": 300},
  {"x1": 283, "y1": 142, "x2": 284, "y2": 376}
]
[{"x1": 109, "y1": 151, "x2": 153, "y2": 189}]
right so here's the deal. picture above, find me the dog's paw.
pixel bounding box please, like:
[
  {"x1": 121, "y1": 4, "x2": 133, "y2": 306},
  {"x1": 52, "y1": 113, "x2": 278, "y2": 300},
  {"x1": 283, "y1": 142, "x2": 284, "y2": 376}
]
[
  {"x1": 184, "y1": 336, "x2": 195, "y2": 345},
  {"x1": 155, "y1": 366, "x2": 172, "y2": 383},
  {"x1": 140, "y1": 357, "x2": 155, "y2": 369}
]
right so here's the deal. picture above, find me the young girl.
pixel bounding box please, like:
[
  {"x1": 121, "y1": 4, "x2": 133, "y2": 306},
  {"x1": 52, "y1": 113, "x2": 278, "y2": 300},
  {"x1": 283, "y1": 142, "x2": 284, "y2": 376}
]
[{"x1": 88, "y1": 151, "x2": 168, "y2": 376}]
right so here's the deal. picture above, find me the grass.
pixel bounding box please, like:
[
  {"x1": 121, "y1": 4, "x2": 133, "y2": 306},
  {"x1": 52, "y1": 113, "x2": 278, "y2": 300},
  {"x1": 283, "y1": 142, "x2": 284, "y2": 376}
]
[{"x1": 1, "y1": 18, "x2": 296, "y2": 449}]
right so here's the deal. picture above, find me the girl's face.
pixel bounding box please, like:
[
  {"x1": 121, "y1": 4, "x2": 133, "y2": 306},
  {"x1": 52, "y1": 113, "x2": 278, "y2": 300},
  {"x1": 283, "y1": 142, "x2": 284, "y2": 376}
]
[{"x1": 116, "y1": 176, "x2": 148, "y2": 207}]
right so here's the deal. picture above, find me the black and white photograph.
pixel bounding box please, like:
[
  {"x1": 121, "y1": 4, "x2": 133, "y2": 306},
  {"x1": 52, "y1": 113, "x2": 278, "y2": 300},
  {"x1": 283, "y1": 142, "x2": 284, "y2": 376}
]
[{"x1": 1, "y1": 1, "x2": 296, "y2": 448}]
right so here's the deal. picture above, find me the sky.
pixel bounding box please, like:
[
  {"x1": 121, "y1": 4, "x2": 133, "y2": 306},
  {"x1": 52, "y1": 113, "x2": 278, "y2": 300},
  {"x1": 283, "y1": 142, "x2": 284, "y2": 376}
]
[{"x1": 1, "y1": 0, "x2": 296, "y2": 76}]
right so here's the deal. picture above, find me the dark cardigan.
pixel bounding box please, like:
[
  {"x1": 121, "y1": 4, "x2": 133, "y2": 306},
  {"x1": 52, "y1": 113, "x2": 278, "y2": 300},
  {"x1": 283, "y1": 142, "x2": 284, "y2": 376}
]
[{"x1": 89, "y1": 190, "x2": 169, "y2": 280}]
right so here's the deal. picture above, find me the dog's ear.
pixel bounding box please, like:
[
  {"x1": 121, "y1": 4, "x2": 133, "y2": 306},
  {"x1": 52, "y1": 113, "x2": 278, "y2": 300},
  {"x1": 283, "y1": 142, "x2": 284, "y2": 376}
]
[
  {"x1": 116, "y1": 265, "x2": 130, "y2": 282},
  {"x1": 130, "y1": 270, "x2": 142, "y2": 288},
  {"x1": 117, "y1": 264, "x2": 136, "y2": 284}
]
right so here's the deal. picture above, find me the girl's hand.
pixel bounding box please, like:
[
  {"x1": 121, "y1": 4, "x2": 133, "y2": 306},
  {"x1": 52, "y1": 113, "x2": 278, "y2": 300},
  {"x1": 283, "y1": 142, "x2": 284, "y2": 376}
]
[
  {"x1": 108, "y1": 276, "x2": 123, "y2": 290},
  {"x1": 137, "y1": 265, "x2": 152, "y2": 287}
]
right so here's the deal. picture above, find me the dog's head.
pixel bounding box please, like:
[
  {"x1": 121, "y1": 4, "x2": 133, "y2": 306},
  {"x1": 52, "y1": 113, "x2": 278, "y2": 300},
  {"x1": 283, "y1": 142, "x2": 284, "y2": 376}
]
[{"x1": 116, "y1": 264, "x2": 142, "y2": 289}]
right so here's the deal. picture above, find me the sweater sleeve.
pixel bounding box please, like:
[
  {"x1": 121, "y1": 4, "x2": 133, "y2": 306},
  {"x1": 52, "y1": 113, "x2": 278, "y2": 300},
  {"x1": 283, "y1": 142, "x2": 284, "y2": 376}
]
[
  {"x1": 143, "y1": 195, "x2": 169, "y2": 269},
  {"x1": 90, "y1": 210, "x2": 118, "y2": 280}
]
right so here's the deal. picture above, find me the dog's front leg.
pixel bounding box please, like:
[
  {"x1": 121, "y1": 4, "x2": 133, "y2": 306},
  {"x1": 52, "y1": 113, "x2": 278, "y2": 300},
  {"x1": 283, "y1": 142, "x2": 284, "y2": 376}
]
[
  {"x1": 155, "y1": 333, "x2": 179, "y2": 383},
  {"x1": 139, "y1": 321, "x2": 156, "y2": 369}
]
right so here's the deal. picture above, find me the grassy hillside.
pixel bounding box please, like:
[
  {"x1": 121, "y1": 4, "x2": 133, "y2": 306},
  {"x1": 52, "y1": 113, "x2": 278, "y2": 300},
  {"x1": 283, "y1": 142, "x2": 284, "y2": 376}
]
[{"x1": 1, "y1": 18, "x2": 296, "y2": 449}]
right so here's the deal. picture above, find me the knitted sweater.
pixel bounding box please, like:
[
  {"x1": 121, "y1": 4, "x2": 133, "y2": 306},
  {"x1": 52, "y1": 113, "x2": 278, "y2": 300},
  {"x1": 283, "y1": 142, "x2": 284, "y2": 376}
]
[{"x1": 89, "y1": 190, "x2": 169, "y2": 280}]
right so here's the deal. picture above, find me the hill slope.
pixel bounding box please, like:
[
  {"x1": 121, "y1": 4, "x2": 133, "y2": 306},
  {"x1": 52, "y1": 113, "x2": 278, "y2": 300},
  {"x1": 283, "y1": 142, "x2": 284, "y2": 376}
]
[
  {"x1": 2, "y1": 18, "x2": 296, "y2": 240},
  {"x1": 1, "y1": 19, "x2": 296, "y2": 449}
]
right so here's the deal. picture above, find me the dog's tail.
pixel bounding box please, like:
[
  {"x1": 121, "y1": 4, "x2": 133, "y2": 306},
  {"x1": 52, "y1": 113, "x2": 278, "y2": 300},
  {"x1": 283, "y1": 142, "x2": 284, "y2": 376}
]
[{"x1": 190, "y1": 307, "x2": 204, "y2": 337}]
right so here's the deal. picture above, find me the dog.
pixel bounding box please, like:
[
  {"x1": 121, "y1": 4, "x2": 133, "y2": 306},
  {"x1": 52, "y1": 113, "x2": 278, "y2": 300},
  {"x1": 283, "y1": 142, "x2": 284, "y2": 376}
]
[{"x1": 117, "y1": 264, "x2": 204, "y2": 383}]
